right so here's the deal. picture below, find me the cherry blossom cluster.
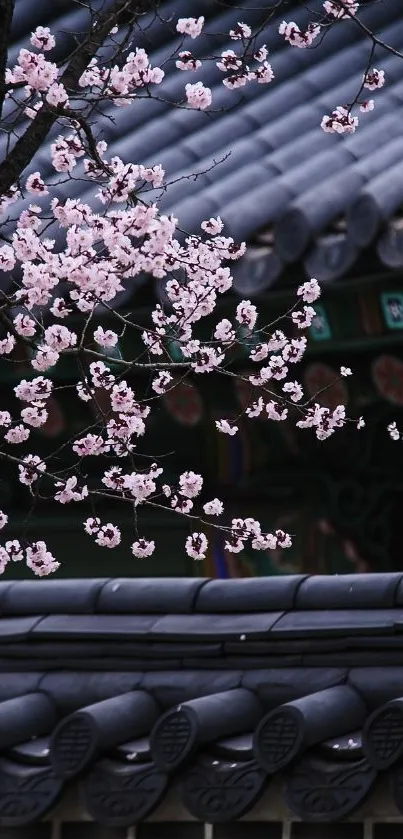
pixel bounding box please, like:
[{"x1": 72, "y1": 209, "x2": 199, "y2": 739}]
[
  {"x1": 323, "y1": 0, "x2": 359, "y2": 18},
  {"x1": 0, "y1": 517, "x2": 60, "y2": 576},
  {"x1": 6, "y1": 25, "x2": 165, "y2": 120},
  {"x1": 0, "y1": 7, "x2": 380, "y2": 578},
  {"x1": 175, "y1": 17, "x2": 273, "y2": 104},
  {"x1": 279, "y1": 21, "x2": 321, "y2": 49}
]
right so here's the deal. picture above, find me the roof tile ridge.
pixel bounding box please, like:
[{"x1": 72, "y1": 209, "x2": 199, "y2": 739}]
[
  {"x1": 191, "y1": 577, "x2": 211, "y2": 613},
  {"x1": 93, "y1": 577, "x2": 112, "y2": 614},
  {"x1": 291, "y1": 574, "x2": 310, "y2": 609}
]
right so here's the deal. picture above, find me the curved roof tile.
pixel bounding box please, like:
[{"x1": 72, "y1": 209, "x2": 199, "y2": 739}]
[{"x1": 0, "y1": 575, "x2": 402, "y2": 824}]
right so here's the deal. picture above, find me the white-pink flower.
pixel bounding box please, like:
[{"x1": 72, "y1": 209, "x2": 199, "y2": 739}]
[
  {"x1": 95, "y1": 523, "x2": 121, "y2": 548},
  {"x1": 364, "y1": 68, "x2": 385, "y2": 90},
  {"x1": 297, "y1": 279, "x2": 321, "y2": 304},
  {"x1": 31, "y1": 346, "x2": 59, "y2": 371},
  {"x1": 15, "y1": 376, "x2": 52, "y2": 402},
  {"x1": 0, "y1": 245, "x2": 16, "y2": 271},
  {"x1": 6, "y1": 539, "x2": 24, "y2": 562},
  {"x1": 0, "y1": 511, "x2": 8, "y2": 531},
  {"x1": 176, "y1": 16, "x2": 204, "y2": 39},
  {"x1": 13, "y1": 313, "x2": 36, "y2": 337},
  {"x1": 30, "y1": 26, "x2": 56, "y2": 51},
  {"x1": 131, "y1": 538, "x2": 155, "y2": 558},
  {"x1": 25, "y1": 172, "x2": 48, "y2": 195},
  {"x1": 279, "y1": 20, "x2": 320, "y2": 48},
  {"x1": 26, "y1": 540, "x2": 60, "y2": 576},
  {"x1": 179, "y1": 470, "x2": 203, "y2": 498},
  {"x1": 46, "y1": 82, "x2": 68, "y2": 106},
  {"x1": 359, "y1": 99, "x2": 374, "y2": 113},
  {"x1": 54, "y1": 476, "x2": 88, "y2": 504},
  {"x1": 387, "y1": 422, "x2": 400, "y2": 441},
  {"x1": 18, "y1": 454, "x2": 46, "y2": 485},
  {"x1": 321, "y1": 106, "x2": 358, "y2": 134},
  {"x1": 84, "y1": 517, "x2": 101, "y2": 535},
  {"x1": 236, "y1": 300, "x2": 257, "y2": 329},
  {"x1": 283, "y1": 381, "x2": 304, "y2": 402},
  {"x1": 152, "y1": 371, "x2": 173, "y2": 394},
  {"x1": 0, "y1": 334, "x2": 15, "y2": 355},
  {"x1": 324, "y1": 0, "x2": 359, "y2": 18},
  {"x1": 185, "y1": 532, "x2": 208, "y2": 560},
  {"x1": 44, "y1": 324, "x2": 77, "y2": 350},
  {"x1": 93, "y1": 326, "x2": 118, "y2": 348},
  {"x1": 185, "y1": 82, "x2": 212, "y2": 110},
  {"x1": 216, "y1": 419, "x2": 238, "y2": 436},
  {"x1": 5, "y1": 424, "x2": 30, "y2": 444},
  {"x1": 175, "y1": 51, "x2": 201, "y2": 71},
  {"x1": 21, "y1": 403, "x2": 48, "y2": 427},
  {"x1": 203, "y1": 498, "x2": 224, "y2": 516},
  {"x1": 201, "y1": 217, "x2": 224, "y2": 235},
  {"x1": 229, "y1": 22, "x2": 252, "y2": 39}
]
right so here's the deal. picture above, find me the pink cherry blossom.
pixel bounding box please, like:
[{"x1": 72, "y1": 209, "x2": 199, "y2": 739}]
[
  {"x1": 185, "y1": 82, "x2": 212, "y2": 110},
  {"x1": 18, "y1": 454, "x2": 46, "y2": 485},
  {"x1": 171, "y1": 495, "x2": 193, "y2": 514},
  {"x1": 55, "y1": 476, "x2": 88, "y2": 504},
  {"x1": 26, "y1": 541, "x2": 60, "y2": 576},
  {"x1": 93, "y1": 326, "x2": 118, "y2": 348},
  {"x1": 203, "y1": 499, "x2": 224, "y2": 516},
  {"x1": 84, "y1": 517, "x2": 101, "y2": 535},
  {"x1": 217, "y1": 51, "x2": 242, "y2": 72},
  {"x1": 176, "y1": 52, "x2": 201, "y2": 71},
  {"x1": 201, "y1": 217, "x2": 224, "y2": 235},
  {"x1": 13, "y1": 313, "x2": 36, "y2": 337},
  {"x1": 364, "y1": 68, "x2": 385, "y2": 90},
  {"x1": 25, "y1": 172, "x2": 48, "y2": 195},
  {"x1": 30, "y1": 26, "x2": 56, "y2": 51},
  {"x1": 0, "y1": 512, "x2": 8, "y2": 531},
  {"x1": 152, "y1": 371, "x2": 173, "y2": 394},
  {"x1": 179, "y1": 471, "x2": 203, "y2": 498},
  {"x1": 297, "y1": 279, "x2": 321, "y2": 303},
  {"x1": 15, "y1": 376, "x2": 52, "y2": 402},
  {"x1": 6, "y1": 539, "x2": 24, "y2": 562},
  {"x1": 214, "y1": 319, "x2": 235, "y2": 343},
  {"x1": 21, "y1": 404, "x2": 48, "y2": 427},
  {"x1": 131, "y1": 538, "x2": 155, "y2": 558},
  {"x1": 215, "y1": 419, "x2": 238, "y2": 435},
  {"x1": 236, "y1": 300, "x2": 257, "y2": 329},
  {"x1": 283, "y1": 381, "x2": 304, "y2": 402},
  {"x1": 46, "y1": 82, "x2": 68, "y2": 106},
  {"x1": 292, "y1": 306, "x2": 316, "y2": 328},
  {"x1": 321, "y1": 106, "x2": 358, "y2": 134},
  {"x1": 324, "y1": 0, "x2": 359, "y2": 17},
  {"x1": 0, "y1": 334, "x2": 15, "y2": 355},
  {"x1": 176, "y1": 17, "x2": 204, "y2": 39},
  {"x1": 360, "y1": 100, "x2": 374, "y2": 113},
  {"x1": 73, "y1": 434, "x2": 108, "y2": 457},
  {"x1": 266, "y1": 401, "x2": 288, "y2": 422},
  {"x1": 5, "y1": 425, "x2": 30, "y2": 444},
  {"x1": 95, "y1": 523, "x2": 121, "y2": 548},
  {"x1": 185, "y1": 532, "x2": 208, "y2": 560},
  {"x1": 31, "y1": 346, "x2": 59, "y2": 371},
  {"x1": 279, "y1": 21, "x2": 321, "y2": 48},
  {"x1": 0, "y1": 244, "x2": 16, "y2": 271},
  {"x1": 229, "y1": 22, "x2": 252, "y2": 39}
]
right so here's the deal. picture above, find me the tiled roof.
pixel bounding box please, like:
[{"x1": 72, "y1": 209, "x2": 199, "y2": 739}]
[
  {"x1": 3, "y1": 575, "x2": 403, "y2": 825},
  {"x1": 6, "y1": 0, "x2": 403, "y2": 307}
]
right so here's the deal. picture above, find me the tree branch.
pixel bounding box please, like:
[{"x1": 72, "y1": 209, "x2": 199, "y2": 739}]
[{"x1": 0, "y1": 0, "x2": 143, "y2": 196}]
